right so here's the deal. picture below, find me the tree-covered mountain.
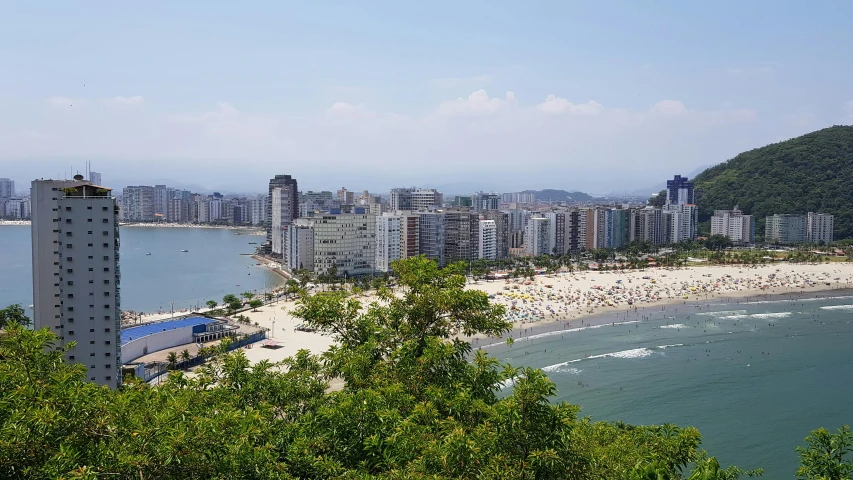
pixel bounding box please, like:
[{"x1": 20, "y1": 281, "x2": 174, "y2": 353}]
[
  {"x1": 522, "y1": 189, "x2": 596, "y2": 202},
  {"x1": 693, "y1": 126, "x2": 853, "y2": 239}
]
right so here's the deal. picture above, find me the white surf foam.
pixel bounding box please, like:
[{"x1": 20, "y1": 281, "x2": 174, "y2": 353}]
[
  {"x1": 820, "y1": 304, "x2": 853, "y2": 311},
  {"x1": 589, "y1": 347, "x2": 654, "y2": 360},
  {"x1": 659, "y1": 324, "x2": 688, "y2": 329},
  {"x1": 717, "y1": 312, "x2": 792, "y2": 320},
  {"x1": 697, "y1": 310, "x2": 747, "y2": 317}
]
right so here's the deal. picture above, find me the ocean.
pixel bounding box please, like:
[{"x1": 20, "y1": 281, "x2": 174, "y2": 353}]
[
  {"x1": 0, "y1": 225, "x2": 284, "y2": 314},
  {"x1": 486, "y1": 294, "x2": 853, "y2": 478}
]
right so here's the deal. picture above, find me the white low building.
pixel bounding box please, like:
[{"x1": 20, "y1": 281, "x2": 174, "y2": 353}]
[{"x1": 710, "y1": 206, "x2": 754, "y2": 244}]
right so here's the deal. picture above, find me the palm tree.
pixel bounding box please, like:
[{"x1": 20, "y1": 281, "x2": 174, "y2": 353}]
[
  {"x1": 180, "y1": 349, "x2": 191, "y2": 363},
  {"x1": 166, "y1": 351, "x2": 178, "y2": 370},
  {"x1": 241, "y1": 291, "x2": 254, "y2": 301}
]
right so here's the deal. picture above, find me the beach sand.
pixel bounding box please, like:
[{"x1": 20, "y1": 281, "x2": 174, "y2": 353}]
[{"x1": 133, "y1": 261, "x2": 853, "y2": 366}]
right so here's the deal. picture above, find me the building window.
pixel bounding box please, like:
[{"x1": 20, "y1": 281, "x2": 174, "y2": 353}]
[
  {"x1": 87, "y1": 206, "x2": 92, "y2": 210},
  {"x1": 68, "y1": 330, "x2": 74, "y2": 335},
  {"x1": 88, "y1": 243, "x2": 93, "y2": 247},
  {"x1": 88, "y1": 231, "x2": 92, "y2": 234},
  {"x1": 66, "y1": 232, "x2": 72, "y2": 237},
  {"x1": 105, "y1": 328, "x2": 111, "y2": 332},
  {"x1": 103, "y1": 267, "x2": 109, "y2": 272},
  {"x1": 69, "y1": 355, "x2": 74, "y2": 360},
  {"x1": 106, "y1": 376, "x2": 111, "y2": 381},
  {"x1": 67, "y1": 306, "x2": 74, "y2": 312},
  {"x1": 102, "y1": 219, "x2": 109, "y2": 223},
  {"x1": 103, "y1": 292, "x2": 110, "y2": 297},
  {"x1": 87, "y1": 218, "x2": 92, "y2": 222},
  {"x1": 102, "y1": 207, "x2": 108, "y2": 211},
  {"x1": 103, "y1": 243, "x2": 108, "y2": 247},
  {"x1": 90, "y1": 341, "x2": 95, "y2": 344},
  {"x1": 88, "y1": 256, "x2": 93, "y2": 260},
  {"x1": 103, "y1": 256, "x2": 109, "y2": 261},
  {"x1": 68, "y1": 318, "x2": 74, "y2": 322},
  {"x1": 103, "y1": 231, "x2": 108, "y2": 236},
  {"x1": 67, "y1": 281, "x2": 73, "y2": 286},
  {"x1": 104, "y1": 305, "x2": 110, "y2": 309},
  {"x1": 65, "y1": 206, "x2": 71, "y2": 211},
  {"x1": 105, "y1": 316, "x2": 110, "y2": 320},
  {"x1": 67, "y1": 294, "x2": 73, "y2": 298},
  {"x1": 67, "y1": 244, "x2": 72, "y2": 249},
  {"x1": 103, "y1": 279, "x2": 110, "y2": 284},
  {"x1": 66, "y1": 269, "x2": 73, "y2": 273},
  {"x1": 105, "y1": 340, "x2": 111, "y2": 344},
  {"x1": 105, "y1": 353, "x2": 111, "y2": 357},
  {"x1": 66, "y1": 257, "x2": 72, "y2": 262},
  {"x1": 90, "y1": 328, "x2": 94, "y2": 332},
  {"x1": 65, "y1": 219, "x2": 72, "y2": 223}
]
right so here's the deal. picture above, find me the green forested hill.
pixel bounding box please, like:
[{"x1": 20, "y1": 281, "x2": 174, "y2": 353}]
[{"x1": 693, "y1": 126, "x2": 853, "y2": 239}]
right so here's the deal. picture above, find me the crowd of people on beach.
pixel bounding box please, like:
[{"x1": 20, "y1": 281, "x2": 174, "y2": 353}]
[{"x1": 489, "y1": 266, "x2": 853, "y2": 327}]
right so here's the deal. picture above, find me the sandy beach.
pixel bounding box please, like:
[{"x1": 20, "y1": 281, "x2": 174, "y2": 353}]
[
  {"x1": 123, "y1": 261, "x2": 853, "y2": 368},
  {"x1": 234, "y1": 262, "x2": 853, "y2": 365}
]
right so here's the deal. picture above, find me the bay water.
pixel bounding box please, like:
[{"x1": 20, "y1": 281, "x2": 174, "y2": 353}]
[
  {"x1": 0, "y1": 225, "x2": 283, "y2": 314},
  {"x1": 488, "y1": 294, "x2": 853, "y2": 478}
]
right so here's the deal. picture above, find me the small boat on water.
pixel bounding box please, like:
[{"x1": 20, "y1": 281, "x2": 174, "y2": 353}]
[
  {"x1": 146, "y1": 252, "x2": 152, "y2": 256},
  {"x1": 180, "y1": 249, "x2": 189, "y2": 253},
  {"x1": 248, "y1": 242, "x2": 257, "y2": 244}
]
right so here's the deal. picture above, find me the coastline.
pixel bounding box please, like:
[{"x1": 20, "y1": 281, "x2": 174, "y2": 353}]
[
  {"x1": 251, "y1": 254, "x2": 292, "y2": 280},
  {"x1": 465, "y1": 271, "x2": 853, "y2": 349}
]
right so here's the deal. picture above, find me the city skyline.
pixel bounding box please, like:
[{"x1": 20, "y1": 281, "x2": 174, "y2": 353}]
[{"x1": 2, "y1": 3, "x2": 852, "y2": 193}]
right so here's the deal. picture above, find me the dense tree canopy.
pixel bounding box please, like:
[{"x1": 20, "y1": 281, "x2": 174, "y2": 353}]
[
  {"x1": 3, "y1": 256, "x2": 846, "y2": 478},
  {"x1": 692, "y1": 125, "x2": 853, "y2": 239}
]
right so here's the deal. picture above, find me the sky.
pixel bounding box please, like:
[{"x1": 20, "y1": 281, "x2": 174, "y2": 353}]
[{"x1": 1, "y1": 1, "x2": 852, "y2": 195}]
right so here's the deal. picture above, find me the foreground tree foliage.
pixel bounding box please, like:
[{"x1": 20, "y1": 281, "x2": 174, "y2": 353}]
[{"x1": 0, "y1": 257, "x2": 776, "y2": 478}]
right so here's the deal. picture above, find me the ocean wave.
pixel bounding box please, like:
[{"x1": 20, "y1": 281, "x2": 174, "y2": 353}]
[
  {"x1": 717, "y1": 312, "x2": 792, "y2": 320},
  {"x1": 589, "y1": 347, "x2": 654, "y2": 359},
  {"x1": 542, "y1": 344, "x2": 685, "y2": 369},
  {"x1": 819, "y1": 304, "x2": 853, "y2": 311},
  {"x1": 697, "y1": 310, "x2": 747, "y2": 317},
  {"x1": 659, "y1": 324, "x2": 688, "y2": 329},
  {"x1": 743, "y1": 295, "x2": 853, "y2": 305},
  {"x1": 479, "y1": 320, "x2": 642, "y2": 348},
  {"x1": 541, "y1": 363, "x2": 583, "y2": 375},
  {"x1": 658, "y1": 344, "x2": 684, "y2": 349}
]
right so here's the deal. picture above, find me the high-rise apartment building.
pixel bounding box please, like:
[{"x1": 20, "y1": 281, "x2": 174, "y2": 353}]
[
  {"x1": 88, "y1": 172, "x2": 101, "y2": 186},
  {"x1": 480, "y1": 210, "x2": 509, "y2": 259},
  {"x1": 121, "y1": 186, "x2": 155, "y2": 222},
  {"x1": 417, "y1": 211, "x2": 446, "y2": 266},
  {"x1": 630, "y1": 207, "x2": 665, "y2": 245},
  {"x1": 375, "y1": 214, "x2": 403, "y2": 273},
  {"x1": 502, "y1": 192, "x2": 535, "y2": 204},
  {"x1": 765, "y1": 214, "x2": 807, "y2": 245},
  {"x1": 665, "y1": 175, "x2": 695, "y2": 206},
  {"x1": 3, "y1": 197, "x2": 30, "y2": 219},
  {"x1": 472, "y1": 192, "x2": 500, "y2": 211},
  {"x1": 400, "y1": 213, "x2": 420, "y2": 260},
  {"x1": 31, "y1": 177, "x2": 121, "y2": 389},
  {"x1": 662, "y1": 204, "x2": 698, "y2": 243},
  {"x1": 312, "y1": 210, "x2": 376, "y2": 276},
  {"x1": 478, "y1": 219, "x2": 497, "y2": 260},
  {"x1": 604, "y1": 208, "x2": 631, "y2": 249},
  {"x1": 250, "y1": 195, "x2": 268, "y2": 225},
  {"x1": 807, "y1": 212, "x2": 834, "y2": 244},
  {"x1": 565, "y1": 210, "x2": 582, "y2": 253},
  {"x1": 266, "y1": 175, "x2": 298, "y2": 250},
  {"x1": 710, "y1": 207, "x2": 754, "y2": 244},
  {"x1": 286, "y1": 219, "x2": 315, "y2": 272},
  {"x1": 444, "y1": 211, "x2": 479, "y2": 264},
  {"x1": 0, "y1": 177, "x2": 16, "y2": 199},
  {"x1": 391, "y1": 187, "x2": 442, "y2": 211},
  {"x1": 543, "y1": 212, "x2": 566, "y2": 255},
  {"x1": 525, "y1": 216, "x2": 551, "y2": 256}
]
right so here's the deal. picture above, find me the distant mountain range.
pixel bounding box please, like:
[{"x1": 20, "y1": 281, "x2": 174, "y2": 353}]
[{"x1": 520, "y1": 189, "x2": 596, "y2": 202}]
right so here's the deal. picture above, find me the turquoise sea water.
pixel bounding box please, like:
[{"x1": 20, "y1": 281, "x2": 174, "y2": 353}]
[
  {"x1": 487, "y1": 294, "x2": 853, "y2": 478},
  {"x1": 0, "y1": 225, "x2": 284, "y2": 314}
]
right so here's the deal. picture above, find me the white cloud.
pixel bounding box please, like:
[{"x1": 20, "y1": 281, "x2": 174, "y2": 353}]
[
  {"x1": 3, "y1": 91, "x2": 766, "y2": 193},
  {"x1": 650, "y1": 100, "x2": 688, "y2": 118},
  {"x1": 109, "y1": 96, "x2": 145, "y2": 105},
  {"x1": 435, "y1": 90, "x2": 517, "y2": 116},
  {"x1": 537, "y1": 95, "x2": 602, "y2": 115}
]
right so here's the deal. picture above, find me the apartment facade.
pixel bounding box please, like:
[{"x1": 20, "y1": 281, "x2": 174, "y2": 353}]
[
  {"x1": 480, "y1": 210, "x2": 510, "y2": 259},
  {"x1": 444, "y1": 211, "x2": 479, "y2": 264},
  {"x1": 710, "y1": 207, "x2": 754, "y2": 244},
  {"x1": 32, "y1": 178, "x2": 122, "y2": 389},
  {"x1": 807, "y1": 212, "x2": 834, "y2": 244},
  {"x1": 286, "y1": 219, "x2": 315, "y2": 272},
  {"x1": 478, "y1": 219, "x2": 497, "y2": 260},
  {"x1": 266, "y1": 175, "x2": 298, "y2": 250},
  {"x1": 417, "y1": 211, "x2": 446, "y2": 266},
  {"x1": 525, "y1": 216, "x2": 551, "y2": 256},
  {"x1": 765, "y1": 214, "x2": 807, "y2": 245},
  {"x1": 391, "y1": 187, "x2": 443, "y2": 211},
  {"x1": 375, "y1": 213, "x2": 402, "y2": 273},
  {"x1": 665, "y1": 175, "x2": 695, "y2": 206},
  {"x1": 312, "y1": 211, "x2": 376, "y2": 276}
]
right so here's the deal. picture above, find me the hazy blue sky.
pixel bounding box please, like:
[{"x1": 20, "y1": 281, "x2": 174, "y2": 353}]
[{"x1": 1, "y1": 1, "x2": 851, "y2": 194}]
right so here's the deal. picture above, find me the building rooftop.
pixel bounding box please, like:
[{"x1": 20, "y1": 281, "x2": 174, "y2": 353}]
[{"x1": 120, "y1": 317, "x2": 216, "y2": 346}]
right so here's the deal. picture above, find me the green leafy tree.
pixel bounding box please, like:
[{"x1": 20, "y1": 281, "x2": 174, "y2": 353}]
[
  {"x1": 240, "y1": 291, "x2": 254, "y2": 301},
  {"x1": 205, "y1": 300, "x2": 217, "y2": 310},
  {"x1": 796, "y1": 426, "x2": 853, "y2": 480},
  {"x1": 248, "y1": 299, "x2": 263, "y2": 311},
  {"x1": 0, "y1": 304, "x2": 30, "y2": 328},
  {"x1": 166, "y1": 351, "x2": 178, "y2": 370}
]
